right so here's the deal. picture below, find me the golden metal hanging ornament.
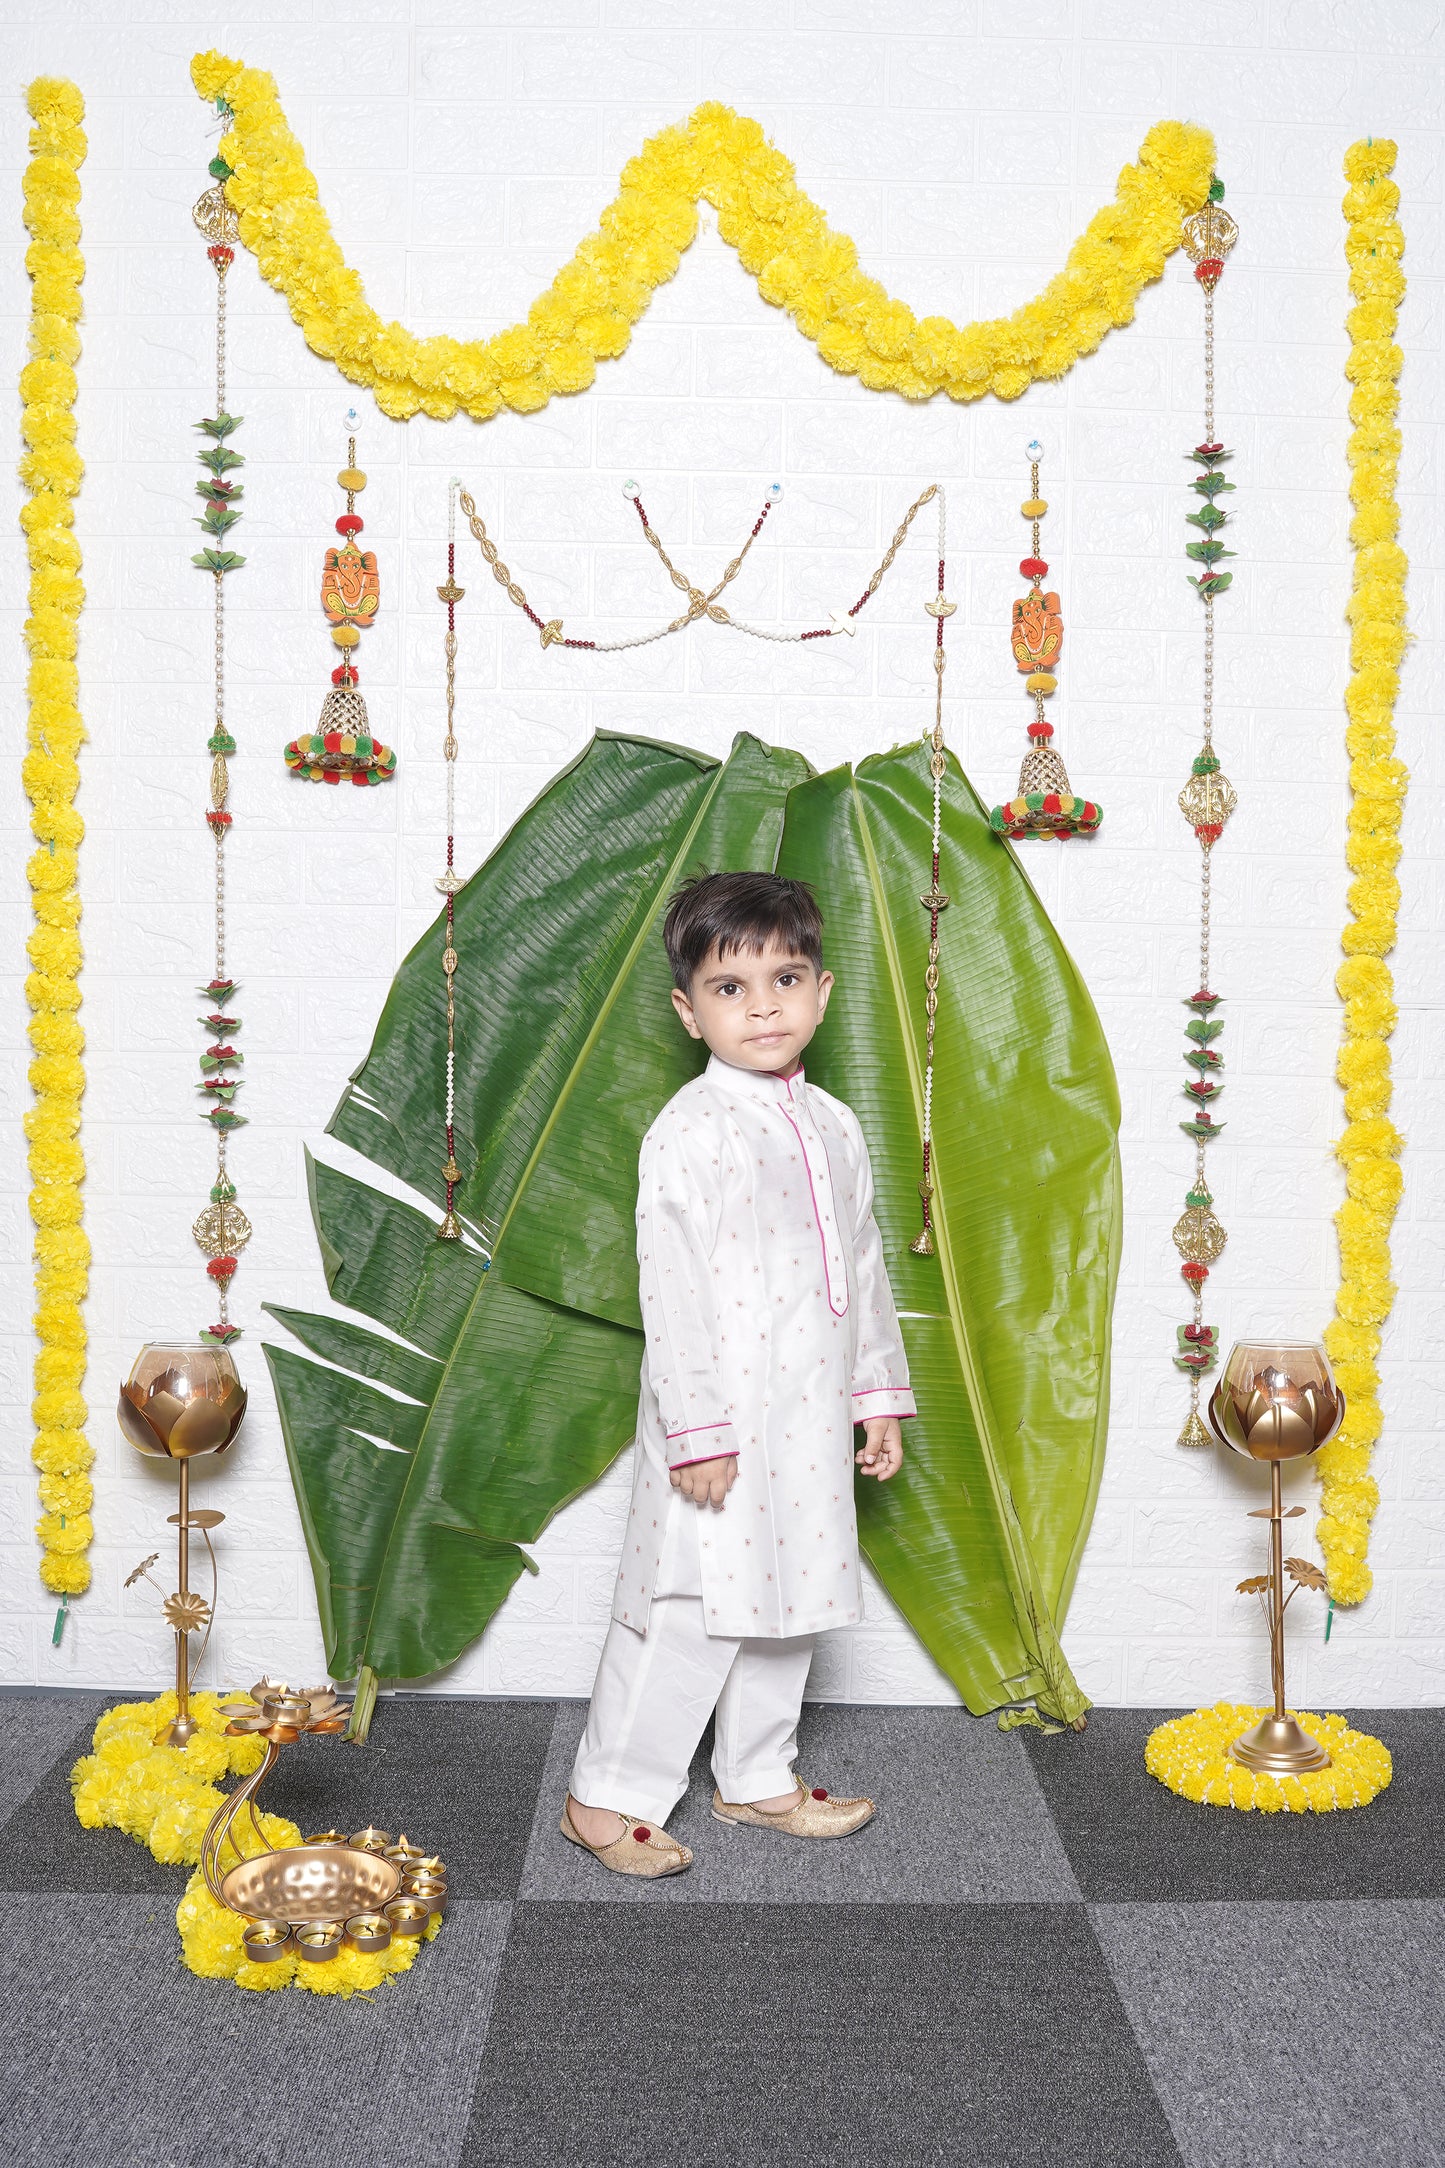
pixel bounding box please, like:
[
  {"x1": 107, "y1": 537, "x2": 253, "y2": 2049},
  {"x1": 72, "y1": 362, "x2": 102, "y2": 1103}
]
[
  {"x1": 1172, "y1": 1202, "x2": 1227, "y2": 1265},
  {"x1": 1180, "y1": 197, "x2": 1240, "y2": 290},
  {"x1": 1178, "y1": 764, "x2": 1238, "y2": 847}
]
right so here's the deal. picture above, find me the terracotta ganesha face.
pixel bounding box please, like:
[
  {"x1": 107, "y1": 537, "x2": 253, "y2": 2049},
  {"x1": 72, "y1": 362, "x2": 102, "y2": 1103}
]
[
  {"x1": 322, "y1": 542, "x2": 380, "y2": 628},
  {"x1": 1011, "y1": 590, "x2": 1062, "y2": 673}
]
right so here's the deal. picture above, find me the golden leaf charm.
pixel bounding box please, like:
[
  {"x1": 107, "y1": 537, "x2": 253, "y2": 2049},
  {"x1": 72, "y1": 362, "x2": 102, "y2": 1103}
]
[
  {"x1": 1178, "y1": 768, "x2": 1237, "y2": 845},
  {"x1": 1172, "y1": 1203, "x2": 1226, "y2": 1265},
  {"x1": 540, "y1": 619, "x2": 564, "y2": 647},
  {"x1": 1285, "y1": 1557, "x2": 1328, "y2": 1591},
  {"x1": 193, "y1": 1200, "x2": 253, "y2": 1257},
  {"x1": 1236, "y1": 1574, "x2": 1270, "y2": 1594}
]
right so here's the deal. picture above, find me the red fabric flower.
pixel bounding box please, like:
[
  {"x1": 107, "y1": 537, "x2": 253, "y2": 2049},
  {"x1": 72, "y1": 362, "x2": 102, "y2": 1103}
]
[
  {"x1": 1020, "y1": 557, "x2": 1048, "y2": 578},
  {"x1": 1181, "y1": 1262, "x2": 1209, "y2": 1285},
  {"x1": 335, "y1": 514, "x2": 364, "y2": 538},
  {"x1": 206, "y1": 1255, "x2": 239, "y2": 1280}
]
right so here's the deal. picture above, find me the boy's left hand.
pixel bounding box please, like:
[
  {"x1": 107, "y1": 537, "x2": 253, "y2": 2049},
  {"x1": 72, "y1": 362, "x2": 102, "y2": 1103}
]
[{"x1": 856, "y1": 1416, "x2": 904, "y2": 1481}]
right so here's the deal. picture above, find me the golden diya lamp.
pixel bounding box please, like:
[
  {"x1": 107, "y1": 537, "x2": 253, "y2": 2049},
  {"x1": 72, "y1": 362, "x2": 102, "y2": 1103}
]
[
  {"x1": 1207, "y1": 1339, "x2": 1345, "y2": 1775},
  {"x1": 197, "y1": 1682, "x2": 443, "y2": 1964},
  {"x1": 117, "y1": 1341, "x2": 246, "y2": 1746}
]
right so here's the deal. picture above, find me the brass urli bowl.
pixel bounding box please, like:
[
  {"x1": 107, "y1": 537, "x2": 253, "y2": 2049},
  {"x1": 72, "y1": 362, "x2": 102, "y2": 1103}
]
[{"x1": 221, "y1": 1842, "x2": 402, "y2": 1925}]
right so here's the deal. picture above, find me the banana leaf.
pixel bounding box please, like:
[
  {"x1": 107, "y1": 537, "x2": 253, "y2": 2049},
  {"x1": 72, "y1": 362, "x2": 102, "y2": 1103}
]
[
  {"x1": 263, "y1": 730, "x2": 809, "y2": 1728},
  {"x1": 265, "y1": 729, "x2": 1120, "y2": 1733},
  {"x1": 776, "y1": 744, "x2": 1122, "y2": 1721}
]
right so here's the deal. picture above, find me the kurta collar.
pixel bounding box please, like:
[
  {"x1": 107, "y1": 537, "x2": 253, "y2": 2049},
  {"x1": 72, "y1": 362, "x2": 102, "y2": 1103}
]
[{"x1": 705, "y1": 1052, "x2": 808, "y2": 1108}]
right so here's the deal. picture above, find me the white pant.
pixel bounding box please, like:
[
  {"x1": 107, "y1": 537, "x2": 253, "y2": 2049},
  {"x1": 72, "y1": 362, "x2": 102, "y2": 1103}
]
[{"x1": 571, "y1": 1497, "x2": 816, "y2": 1824}]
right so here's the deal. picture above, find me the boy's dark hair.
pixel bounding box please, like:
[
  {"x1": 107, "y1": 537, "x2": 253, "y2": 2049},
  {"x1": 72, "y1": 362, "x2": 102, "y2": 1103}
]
[{"x1": 663, "y1": 871, "x2": 824, "y2": 994}]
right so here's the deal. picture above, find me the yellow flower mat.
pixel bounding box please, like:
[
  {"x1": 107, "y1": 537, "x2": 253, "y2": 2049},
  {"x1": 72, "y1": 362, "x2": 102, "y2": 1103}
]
[
  {"x1": 1146, "y1": 1702, "x2": 1391, "y2": 1812},
  {"x1": 72, "y1": 1691, "x2": 439, "y2": 1994}
]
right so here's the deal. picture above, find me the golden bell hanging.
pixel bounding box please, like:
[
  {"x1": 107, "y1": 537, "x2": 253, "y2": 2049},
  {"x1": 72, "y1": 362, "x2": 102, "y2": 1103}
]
[
  {"x1": 1176, "y1": 1408, "x2": 1213, "y2": 1449},
  {"x1": 908, "y1": 1226, "x2": 935, "y2": 1257}
]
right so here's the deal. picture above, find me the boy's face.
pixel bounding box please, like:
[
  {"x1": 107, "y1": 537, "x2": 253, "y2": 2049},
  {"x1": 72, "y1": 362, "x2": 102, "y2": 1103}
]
[{"x1": 671, "y1": 937, "x2": 833, "y2": 1075}]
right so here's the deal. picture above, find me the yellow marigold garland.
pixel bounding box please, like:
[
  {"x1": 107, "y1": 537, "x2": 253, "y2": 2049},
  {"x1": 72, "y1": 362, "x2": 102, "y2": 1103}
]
[
  {"x1": 1316, "y1": 141, "x2": 1409, "y2": 1607},
  {"x1": 72, "y1": 1691, "x2": 440, "y2": 1994},
  {"x1": 21, "y1": 80, "x2": 90, "y2": 1605},
  {"x1": 1146, "y1": 1703, "x2": 1391, "y2": 1812},
  {"x1": 189, "y1": 51, "x2": 1213, "y2": 422}
]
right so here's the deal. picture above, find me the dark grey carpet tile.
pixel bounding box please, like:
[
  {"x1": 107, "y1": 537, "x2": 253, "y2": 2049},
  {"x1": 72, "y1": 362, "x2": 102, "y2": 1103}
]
[
  {"x1": 522, "y1": 1701, "x2": 1080, "y2": 1903},
  {"x1": 0, "y1": 1695, "x2": 555, "y2": 1898},
  {"x1": 0, "y1": 1693, "x2": 103, "y2": 1830},
  {"x1": 1023, "y1": 1707, "x2": 1439, "y2": 1903},
  {"x1": 1094, "y1": 1899, "x2": 1445, "y2": 2168},
  {"x1": 461, "y1": 1902, "x2": 1183, "y2": 2168},
  {"x1": 0, "y1": 1894, "x2": 509, "y2": 2168}
]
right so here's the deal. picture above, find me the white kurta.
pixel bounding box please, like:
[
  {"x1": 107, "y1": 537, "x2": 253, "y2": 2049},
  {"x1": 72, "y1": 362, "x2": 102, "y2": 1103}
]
[{"x1": 613, "y1": 1052, "x2": 916, "y2": 1640}]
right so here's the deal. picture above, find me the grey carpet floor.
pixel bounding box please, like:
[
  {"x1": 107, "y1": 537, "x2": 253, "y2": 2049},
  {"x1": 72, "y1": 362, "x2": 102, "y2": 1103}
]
[{"x1": 0, "y1": 1691, "x2": 1439, "y2": 2168}]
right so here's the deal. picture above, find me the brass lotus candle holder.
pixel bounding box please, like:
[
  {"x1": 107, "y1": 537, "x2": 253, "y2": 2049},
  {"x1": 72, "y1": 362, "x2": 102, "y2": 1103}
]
[
  {"x1": 1207, "y1": 1338, "x2": 1345, "y2": 1776},
  {"x1": 197, "y1": 1681, "x2": 443, "y2": 1960},
  {"x1": 118, "y1": 1341, "x2": 247, "y2": 1746}
]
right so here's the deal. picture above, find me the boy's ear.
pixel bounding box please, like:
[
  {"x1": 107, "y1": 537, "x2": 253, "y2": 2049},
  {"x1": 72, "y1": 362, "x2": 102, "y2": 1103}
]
[
  {"x1": 671, "y1": 985, "x2": 704, "y2": 1040},
  {"x1": 815, "y1": 968, "x2": 835, "y2": 1019}
]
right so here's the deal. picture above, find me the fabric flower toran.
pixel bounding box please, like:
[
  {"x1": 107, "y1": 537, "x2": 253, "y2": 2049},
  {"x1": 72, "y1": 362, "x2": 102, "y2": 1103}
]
[
  {"x1": 1315, "y1": 140, "x2": 1410, "y2": 1607},
  {"x1": 189, "y1": 52, "x2": 1214, "y2": 422},
  {"x1": 21, "y1": 79, "x2": 90, "y2": 1607}
]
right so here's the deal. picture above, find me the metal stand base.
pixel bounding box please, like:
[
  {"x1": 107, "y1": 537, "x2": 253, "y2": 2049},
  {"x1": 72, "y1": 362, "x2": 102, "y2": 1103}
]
[
  {"x1": 155, "y1": 1713, "x2": 200, "y2": 1748},
  {"x1": 1227, "y1": 1712, "x2": 1331, "y2": 1775}
]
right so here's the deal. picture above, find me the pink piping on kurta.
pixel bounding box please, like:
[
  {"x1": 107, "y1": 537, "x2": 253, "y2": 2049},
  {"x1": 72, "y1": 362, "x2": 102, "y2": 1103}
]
[{"x1": 778, "y1": 1074, "x2": 849, "y2": 1318}]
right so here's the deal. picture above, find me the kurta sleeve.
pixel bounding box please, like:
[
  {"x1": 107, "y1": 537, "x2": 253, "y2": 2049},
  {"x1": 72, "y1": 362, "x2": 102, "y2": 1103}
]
[
  {"x1": 844, "y1": 1115, "x2": 917, "y2": 1424},
  {"x1": 637, "y1": 1112, "x2": 738, "y2": 1469}
]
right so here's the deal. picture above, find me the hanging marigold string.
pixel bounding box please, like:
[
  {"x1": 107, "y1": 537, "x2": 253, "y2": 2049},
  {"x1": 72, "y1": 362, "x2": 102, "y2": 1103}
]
[
  {"x1": 21, "y1": 78, "x2": 90, "y2": 1623},
  {"x1": 1315, "y1": 139, "x2": 1409, "y2": 1607},
  {"x1": 189, "y1": 51, "x2": 1213, "y2": 423}
]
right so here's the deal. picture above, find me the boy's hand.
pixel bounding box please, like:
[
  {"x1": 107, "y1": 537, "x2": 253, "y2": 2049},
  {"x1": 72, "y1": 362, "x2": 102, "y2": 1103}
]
[
  {"x1": 856, "y1": 1416, "x2": 904, "y2": 1481},
  {"x1": 670, "y1": 1454, "x2": 738, "y2": 1508}
]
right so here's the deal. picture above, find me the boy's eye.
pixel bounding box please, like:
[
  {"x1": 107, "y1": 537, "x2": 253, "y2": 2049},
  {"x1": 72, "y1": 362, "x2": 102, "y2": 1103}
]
[
  {"x1": 717, "y1": 982, "x2": 740, "y2": 997},
  {"x1": 776, "y1": 973, "x2": 798, "y2": 987}
]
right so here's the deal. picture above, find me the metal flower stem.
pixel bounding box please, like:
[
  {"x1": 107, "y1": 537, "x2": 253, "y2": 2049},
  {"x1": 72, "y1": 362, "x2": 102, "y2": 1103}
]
[{"x1": 1265, "y1": 1461, "x2": 1287, "y2": 1718}]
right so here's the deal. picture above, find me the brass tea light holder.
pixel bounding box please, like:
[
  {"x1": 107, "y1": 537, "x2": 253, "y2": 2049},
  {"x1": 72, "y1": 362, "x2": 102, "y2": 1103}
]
[
  {"x1": 1206, "y1": 1339, "x2": 1345, "y2": 1777},
  {"x1": 118, "y1": 1341, "x2": 247, "y2": 1747},
  {"x1": 198, "y1": 1681, "x2": 446, "y2": 1965}
]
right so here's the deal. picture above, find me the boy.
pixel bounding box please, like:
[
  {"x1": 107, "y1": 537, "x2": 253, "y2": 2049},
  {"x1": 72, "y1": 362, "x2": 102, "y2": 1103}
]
[{"x1": 563, "y1": 871, "x2": 915, "y2": 1877}]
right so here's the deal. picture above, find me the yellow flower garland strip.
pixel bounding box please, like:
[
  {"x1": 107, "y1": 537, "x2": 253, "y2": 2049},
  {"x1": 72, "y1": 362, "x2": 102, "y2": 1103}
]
[
  {"x1": 1316, "y1": 141, "x2": 1410, "y2": 1608},
  {"x1": 1146, "y1": 1703, "x2": 1391, "y2": 1813},
  {"x1": 72, "y1": 1691, "x2": 440, "y2": 1994},
  {"x1": 190, "y1": 52, "x2": 1213, "y2": 421},
  {"x1": 21, "y1": 81, "x2": 90, "y2": 1606}
]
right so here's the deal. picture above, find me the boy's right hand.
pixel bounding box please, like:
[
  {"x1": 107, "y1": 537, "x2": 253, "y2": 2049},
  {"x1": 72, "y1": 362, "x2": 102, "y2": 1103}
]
[{"x1": 670, "y1": 1455, "x2": 738, "y2": 1508}]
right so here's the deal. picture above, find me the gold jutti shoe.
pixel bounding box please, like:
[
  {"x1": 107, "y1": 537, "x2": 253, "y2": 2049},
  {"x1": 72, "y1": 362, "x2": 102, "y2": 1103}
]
[
  {"x1": 560, "y1": 1799, "x2": 693, "y2": 1879},
  {"x1": 711, "y1": 1778, "x2": 875, "y2": 1839}
]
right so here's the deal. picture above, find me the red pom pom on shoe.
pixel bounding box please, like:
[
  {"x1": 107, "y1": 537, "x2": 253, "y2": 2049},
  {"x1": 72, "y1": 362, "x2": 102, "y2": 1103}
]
[
  {"x1": 811, "y1": 1787, "x2": 828, "y2": 1800},
  {"x1": 632, "y1": 1826, "x2": 651, "y2": 1842}
]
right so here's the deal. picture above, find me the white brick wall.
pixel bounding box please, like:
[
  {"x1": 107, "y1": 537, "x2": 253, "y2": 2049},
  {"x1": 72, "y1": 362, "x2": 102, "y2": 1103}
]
[{"x1": 2, "y1": 3, "x2": 1441, "y2": 1710}]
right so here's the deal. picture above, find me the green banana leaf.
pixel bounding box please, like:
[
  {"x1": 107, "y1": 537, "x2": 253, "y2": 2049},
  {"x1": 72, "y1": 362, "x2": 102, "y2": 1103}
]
[
  {"x1": 776, "y1": 744, "x2": 1122, "y2": 1720},
  {"x1": 264, "y1": 728, "x2": 1120, "y2": 1732},
  {"x1": 263, "y1": 731, "x2": 809, "y2": 1722}
]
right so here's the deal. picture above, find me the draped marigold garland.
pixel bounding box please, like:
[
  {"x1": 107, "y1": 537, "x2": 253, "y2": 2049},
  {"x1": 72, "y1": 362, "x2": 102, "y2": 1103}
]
[
  {"x1": 188, "y1": 51, "x2": 1213, "y2": 423},
  {"x1": 21, "y1": 80, "x2": 90, "y2": 1613},
  {"x1": 1315, "y1": 140, "x2": 1410, "y2": 1607}
]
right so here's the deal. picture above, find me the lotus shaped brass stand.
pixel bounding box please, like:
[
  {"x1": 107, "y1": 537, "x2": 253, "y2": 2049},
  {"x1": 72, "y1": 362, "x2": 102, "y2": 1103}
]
[
  {"x1": 199, "y1": 1682, "x2": 446, "y2": 1958},
  {"x1": 118, "y1": 1342, "x2": 247, "y2": 1747},
  {"x1": 1207, "y1": 1340, "x2": 1345, "y2": 1776}
]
